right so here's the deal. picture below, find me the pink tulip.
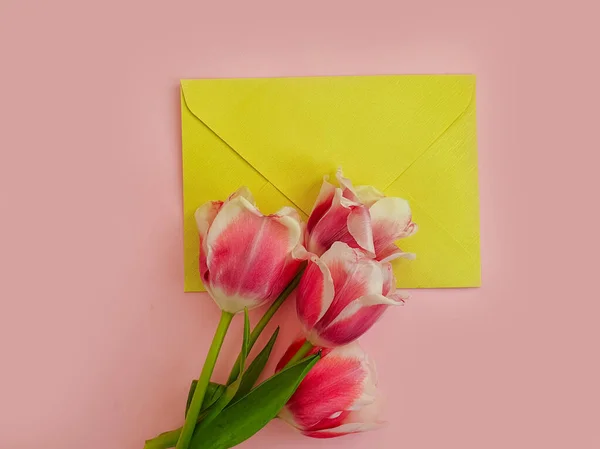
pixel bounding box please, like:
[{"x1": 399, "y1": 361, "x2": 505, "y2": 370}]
[
  {"x1": 306, "y1": 169, "x2": 417, "y2": 262},
  {"x1": 277, "y1": 338, "x2": 383, "y2": 438},
  {"x1": 296, "y1": 241, "x2": 407, "y2": 347},
  {"x1": 195, "y1": 187, "x2": 306, "y2": 313}
]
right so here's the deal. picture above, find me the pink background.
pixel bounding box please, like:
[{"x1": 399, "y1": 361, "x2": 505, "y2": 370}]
[{"x1": 1, "y1": 0, "x2": 599, "y2": 448}]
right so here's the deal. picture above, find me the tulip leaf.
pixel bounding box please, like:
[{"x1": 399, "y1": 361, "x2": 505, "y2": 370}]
[
  {"x1": 232, "y1": 326, "x2": 279, "y2": 402},
  {"x1": 199, "y1": 375, "x2": 243, "y2": 429},
  {"x1": 185, "y1": 381, "x2": 225, "y2": 417},
  {"x1": 189, "y1": 353, "x2": 320, "y2": 449}
]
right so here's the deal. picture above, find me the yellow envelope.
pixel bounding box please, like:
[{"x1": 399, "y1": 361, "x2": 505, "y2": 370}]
[{"x1": 181, "y1": 75, "x2": 480, "y2": 292}]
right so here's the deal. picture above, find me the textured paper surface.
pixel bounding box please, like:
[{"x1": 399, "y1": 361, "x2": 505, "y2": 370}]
[{"x1": 181, "y1": 75, "x2": 480, "y2": 291}]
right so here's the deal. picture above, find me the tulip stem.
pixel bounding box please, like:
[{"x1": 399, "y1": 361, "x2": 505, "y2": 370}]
[
  {"x1": 175, "y1": 310, "x2": 234, "y2": 449},
  {"x1": 286, "y1": 340, "x2": 314, "y2": 367},
  {"x1": 226, "y1": 265, "x2": 306, "y2": 384}
]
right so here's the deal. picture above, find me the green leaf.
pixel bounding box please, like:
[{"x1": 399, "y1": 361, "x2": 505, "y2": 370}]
[
  {"x1": 189, "y1": 353, "x2": 321, "y2": 449},
  {"x1": 198, "y1": 376, "x2": 242, "y2": 428},
  {"x1": 143, "y1": 428, "x2": 180, "y2": 449},
  {"x1": 232, "y1": 327, "x2": 279, "y2": 402},
  {"x1": 185, "y1": 381, "x2": 225, "y2": 417}
]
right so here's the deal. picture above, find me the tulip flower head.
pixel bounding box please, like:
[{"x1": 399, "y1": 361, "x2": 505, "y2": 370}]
[
  {"x1": 195, "y1": 187, "x2": 306, "y2": 314},
  {"x1": 296, "y1": 242, "x2": 408, "y2": 347},
  {"x1": 278, "y1": 338, "x2": 383, "y2": 438},
  {"x1": 306, "y1": 169, "x2": 417, "y2": 262}
]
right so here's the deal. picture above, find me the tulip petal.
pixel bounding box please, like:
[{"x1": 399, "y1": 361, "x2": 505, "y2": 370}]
[
  {"x1": 307, "y1": 190, "x2": 374, "y2": 256},
  {"x1": 194, "y1": 201, "x2": 224, "y2": 242},
  {"x1": 377, "y1": 243, "x2": 416, "y2": 263},
  {"x1": 227, "y1": 186, "x2": 255, "y2": 204},
  {"x1": 303, "y1": 389, "x2": 384, "y2": 438},
  {"x1": 347, "y1": 204, "x2": 375, "y2": 257},
  {"x1": 318, "y1": 294, "x2": 401, "y2": 346},
  {"x1": 369, "y1": 197, "x2": 417, "y2": 257},
  {"x1": 263, "y1": 207, "x2": 308, "y2": 298},
  {"x1": 303, "y1": 421, "x2": 383, "y2": 438},
  {"x1": 306, "y1": 177, "x2": 336, "y2": 234},
  {"x1": 379, "y1": 262, "x2": 409, "y2": 302},
  {"x1": 314, "y1": 243, "x2": 384, "y2": 335},
  {"x1": 331, "y1": 344, "x2": 378, "y2": 410},
  {"x1": 199, "y1": 250, "x2": 209, "y2": 284},
  {"x1": 273, "y1": 206, "x2": 305, "y2": 248},
  {"x1": 267, "y1": 251, "x2": 307, "y2": 304},
  {"x1": 277, "y1": 207, "x2": 307, "y2": 251},
  {"x1": 381, "y1": 262, "x2": 395, "y2": 297},
  {"x1": 302, "y1": 410, "x2": 352, "y2": 433},
  {"x1": 275, "y1": 205, "x2": 303, "y2": 227},
  {"x1": 297, "y1": 255, "x2": 335, "y2": 330},
  {"x1": 195, "y1": 201, "x2": 224, "y2": 283},
  {"x1": 354, "y1": 184, "x2": 385, "y2": 207},
  {"x1": 283, "y1": 342, "x2": 368, "y2": 430},
  {"x1": 336, "y1": 168, "x2": 359, "y2": 202},
  {"x1": 204, "y1": 196, "x2": 303, "y2": 312},
  {"x1": 388, "y1": 289, "x2": 410, "y2": 303}
]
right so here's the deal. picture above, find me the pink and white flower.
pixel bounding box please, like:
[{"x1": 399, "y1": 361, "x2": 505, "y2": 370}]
[
  {"x1": 306, "y1": 169, "x2": 417, "y2": 262},
  {"x1": 277, "y1": 338, "x2": 383, "y2": 438},
  {"x1": 195, "y1": 187, "x2": 306, "y2": 314},
  {"x1": 296, "y1": 241, "x2": 408, "y2": 347}
]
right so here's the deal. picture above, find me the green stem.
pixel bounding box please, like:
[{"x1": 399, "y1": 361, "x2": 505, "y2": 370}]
[
  {"x1": 285, "y1": 340, "x2": 314, "y2": 367},
  {"x1": 226, "y1": 265, "x2": 306, "y2": 384},
  {"x1": 175, "y1": 310, "x2": 234, "y2": 449}
]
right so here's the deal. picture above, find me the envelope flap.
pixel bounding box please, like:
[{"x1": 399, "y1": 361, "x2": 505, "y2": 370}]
[{"x1": 181, "y1": 75, "x2": 474, "y2": 214}]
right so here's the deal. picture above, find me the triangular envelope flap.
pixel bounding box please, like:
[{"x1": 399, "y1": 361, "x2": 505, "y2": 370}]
[{"x1": 181, "y1": 76, "x2": 474, "y2": 214}]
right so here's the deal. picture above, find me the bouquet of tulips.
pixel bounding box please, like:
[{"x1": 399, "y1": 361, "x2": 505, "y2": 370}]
[{"x1": 144, "y1": 169, "x2": 417, "y2": 449}]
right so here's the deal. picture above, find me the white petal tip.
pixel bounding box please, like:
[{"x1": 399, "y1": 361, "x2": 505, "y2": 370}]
[
  {"x1": 228, "y1": 186, "x2": 255, "y2": 204},
  {"x1": 401, "y1": 252, "x2": 417, "y2": 260},
  {"x1": 391, "y1": 291, "x2": 410, "y2": 304}
]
